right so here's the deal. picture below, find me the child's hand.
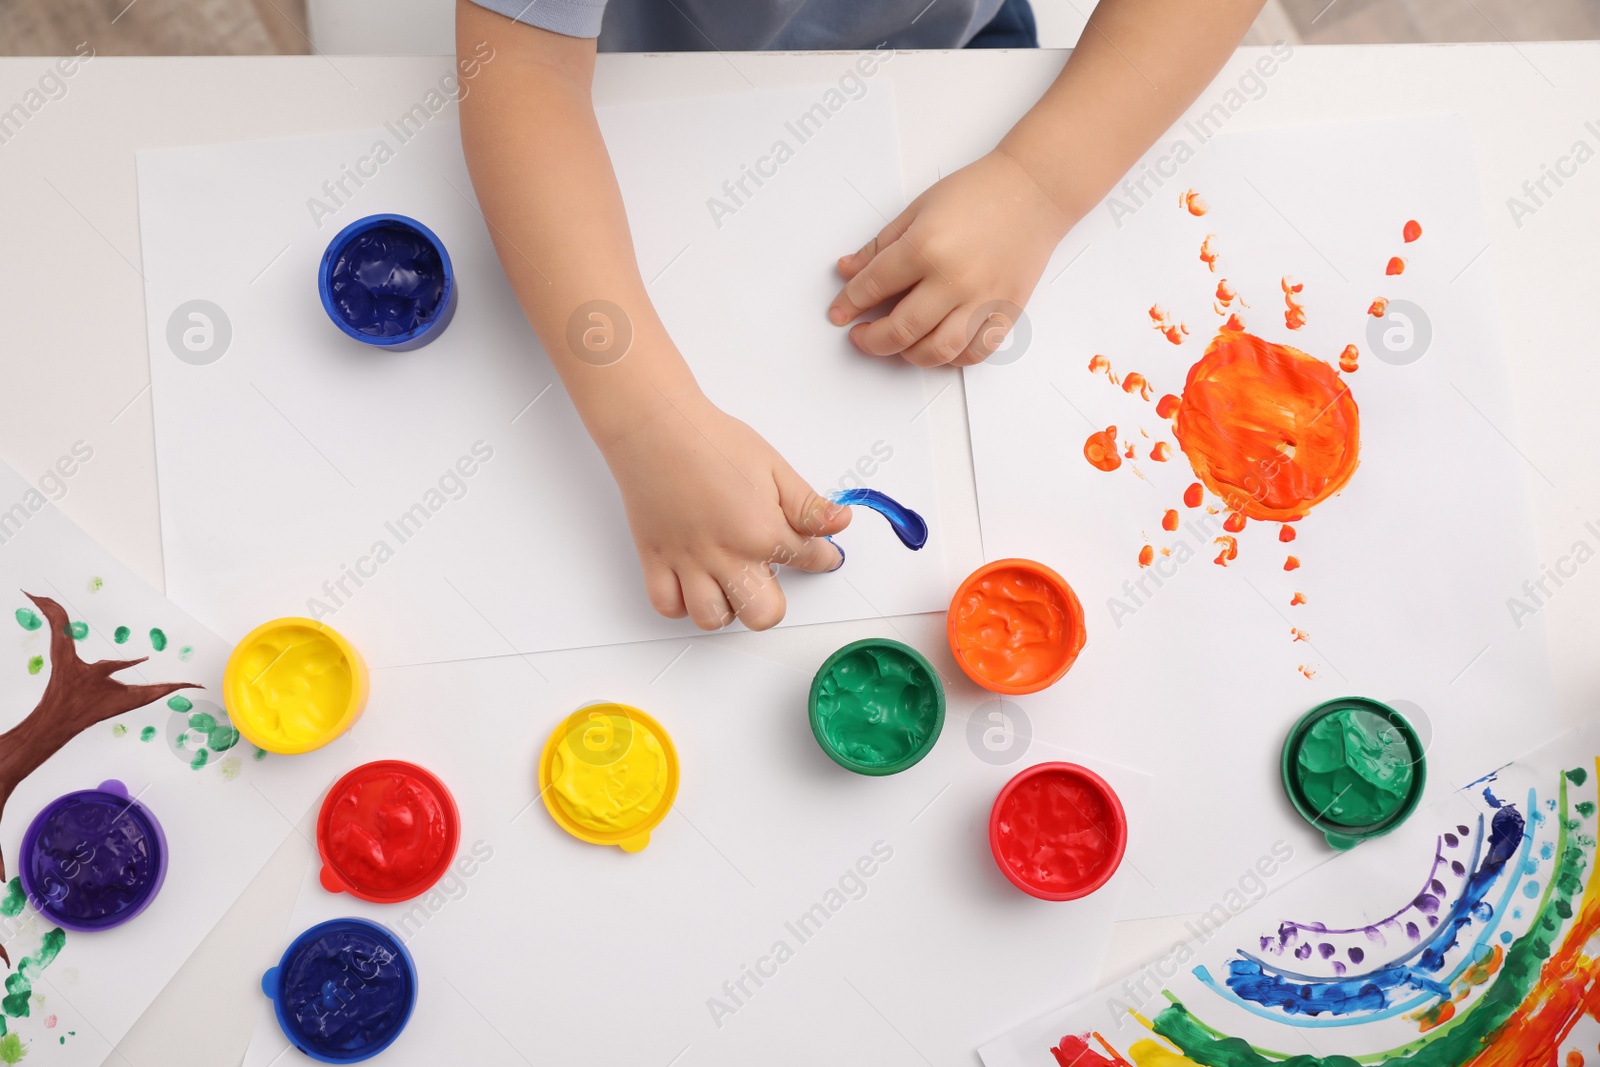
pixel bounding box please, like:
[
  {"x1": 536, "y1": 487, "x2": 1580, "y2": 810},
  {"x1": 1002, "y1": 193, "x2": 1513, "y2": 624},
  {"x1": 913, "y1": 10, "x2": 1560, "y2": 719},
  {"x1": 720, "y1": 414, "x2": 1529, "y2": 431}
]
[
  {"x1": 828, "y1": 149, "x2": 1073, "y2": 367},
  {"x1": 601, "y1": 391, "x2": 851, "y2": 631}
]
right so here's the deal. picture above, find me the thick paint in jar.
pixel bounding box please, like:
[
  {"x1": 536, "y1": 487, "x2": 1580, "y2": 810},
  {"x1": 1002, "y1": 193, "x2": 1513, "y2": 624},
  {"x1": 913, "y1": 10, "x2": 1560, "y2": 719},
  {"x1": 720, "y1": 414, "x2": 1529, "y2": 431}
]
[
  {"x1": 224, "y1": 618, "x2": 367, "y2": 754},
  {"x1": 263, "y1": 918, "x2": 416, "y2": 1064},
  {"x1": 317, "y1": 761, "x2": 459, "y2": 904},
  {"x1": 19, "y1": 779, "x2": 168, "y2": 931},
  {"x1": 1282, "y1": 697, "x2": 1426, "y2": 850},
  {"x1": 948, "y1": 559, "x2": 1086, "y2": 695},
  {"x1": 808, "y1": 639, "x2": 945, "y2": 776},
  {"x1": 989, "y1": 763, "x2": 1127, "y2": 901},
  {"x1": 539, "y1": 703, "x2": 679, "y2": 852},
  {"x1": 318, "y1": 214, "x2": 456, "y2": 350}
]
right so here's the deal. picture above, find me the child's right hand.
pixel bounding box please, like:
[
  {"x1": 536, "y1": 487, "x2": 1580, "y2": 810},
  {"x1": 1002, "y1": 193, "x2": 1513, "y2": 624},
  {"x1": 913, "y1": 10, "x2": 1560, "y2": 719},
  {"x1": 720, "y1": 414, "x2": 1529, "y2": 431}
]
[{"x1": 599, "y1": 388, "x2": 851, "y2": 631}]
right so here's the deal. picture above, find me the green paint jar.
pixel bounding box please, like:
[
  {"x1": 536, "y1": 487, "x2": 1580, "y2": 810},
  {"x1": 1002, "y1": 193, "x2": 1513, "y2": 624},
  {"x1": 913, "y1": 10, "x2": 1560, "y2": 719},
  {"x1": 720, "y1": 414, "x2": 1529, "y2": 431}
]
[
  {"x1": 1281, "y1": 696, "x2": 1426, "y2": 850},
  {"x1": 809, "y1": 639, "x2": 945, "y2": 776}
]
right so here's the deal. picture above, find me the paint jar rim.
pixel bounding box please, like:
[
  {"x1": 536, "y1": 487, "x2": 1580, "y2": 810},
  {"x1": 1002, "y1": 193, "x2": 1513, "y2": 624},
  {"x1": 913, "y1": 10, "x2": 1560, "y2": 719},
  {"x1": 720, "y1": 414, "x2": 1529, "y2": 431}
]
[
  {"x1": 223, "y1": 617, "x2": 368, "y2": 755},
  {"x1": 317, "y1": 213, "x2": 456, "y2": 350},
  {"x1": 947, "y1": 558, "x2": 1086, "y2": 695},
  {"x1": 807, "y1": 638, "x2": 946, "y2": 776},
  {"x1": 263, "y1": 917, "x2": 417, "y2": 1064},
  {"x1": 18, "y1": 779, "x2": 168, "y2": 932},
  {"x1": 316, "y1": 760, "x2": 461, "y2": 904},
  {"x1": 537, "y1": 702, "x2": 680, "y2": 852},
  {"x1": 988, "y1": 762, "x2": 1127, "y2": 901},
  {"x1": 1281, "y1": 696, "x2": 1428, "y2": 850}
]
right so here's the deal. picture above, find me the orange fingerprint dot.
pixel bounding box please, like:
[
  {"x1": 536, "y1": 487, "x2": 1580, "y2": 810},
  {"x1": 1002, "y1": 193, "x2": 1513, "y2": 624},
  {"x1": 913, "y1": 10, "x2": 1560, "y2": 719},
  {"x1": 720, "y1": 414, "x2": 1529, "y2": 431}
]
[
  {"x1": 1403, "y1": 219, "x2": 1422, "y2": 243},
  {"x1": 1122, "y1": 372, "x2": 1152, "y2": 401},
  {"x1": 1563, "y1": 1051, "x2": 1581, "y2": 1067},
  {"x1": 1138, "y1": 545, "x2": 1154, "y2": 567},
  {"x1": 1163, "y1": 326, "x2": 1185, "y2": 345},
  {"x1": 1285, "y1": 555, "x2": 1301, "y2": 571},
  {"x1": 1285, "y1": 307, "x2": 1306, "y2": 331},
  {"x1": 1156, "y1": 394, "x2": 1181, "y2": 419},
  {"x1": 1172, "y1": 331, "x2": 1361, "y2": 523},
  {"x1": 1215, "y1": 280, "x2": 1236, "y2": 307},
  {"x1": 1223, "y1": 512, "x2": 1246, "y2": 533},
  {"x1": 1151, "y1": 442, "x2": 1172, "y2": 462},
  {"x1": 1290, "y1": 592, "x2": 1307, "y2": 606},
  {"x1": 1182, "y1": 189, "x2": 1208, "y2": 216},
  {"x1": 1339, "y1": 344, "x2": 1360, "y2": 373},
  {"x1": 1200, "y1": 235, "x2": 1219, "y2": 271},
  {"x1": 1279, "y1": 525, "x2": 1297, "y2": 543},
  {"x1": 1368, "y1": 298, "x2": 1388, "y2": 317},
  {"x1": 1386, "y1": 256, "x2": 1406, "y2": 275},
  {"x1": 1281, "y1": 277, "x2": 1304, "y2": 295},
  {"x1": 1298, "y1": 664, "x2": 1317, "y2": 680},
  {"x1": 1123, "y1": 442, "x2": 1136, "y2": 459},
  {"x1": 1213, "y1": 536, "x2": 1238, "y2": 566},
  {"x1": 1084, "y1": 426, "x2": 1121, "y2": 472},
  {"x1": 1224, "y1": 313, "x2": 1245, "y2": 332},
  {"x1": 1291, "y1": 627, "x2": 1310, "y2": 643},
  {"x1": 1184, "y1": 483, "x2": 1203, "y2": 508},
  {"x1": 1162, "y1": 509, "x2": 1180, "y2": 532}
]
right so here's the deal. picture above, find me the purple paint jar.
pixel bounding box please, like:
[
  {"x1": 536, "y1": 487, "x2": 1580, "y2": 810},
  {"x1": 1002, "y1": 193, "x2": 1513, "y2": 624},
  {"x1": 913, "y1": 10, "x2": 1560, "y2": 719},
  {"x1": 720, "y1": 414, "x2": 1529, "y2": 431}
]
[{"x1": 18, "y1": 779, "x2": 169, "y2": 932}]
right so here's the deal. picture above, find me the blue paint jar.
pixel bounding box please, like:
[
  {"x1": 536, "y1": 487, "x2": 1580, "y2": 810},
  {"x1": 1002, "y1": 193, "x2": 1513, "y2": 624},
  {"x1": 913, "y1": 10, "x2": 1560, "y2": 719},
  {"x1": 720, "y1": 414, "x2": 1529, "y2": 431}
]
[
  {"x1": 18, "y1": 779, "x2": 168, "y2": 932},
  {"x1": 318, "y1": 214, "x2": 456, "y2": 351},
  {"x1": 263, "y1": 918, "x2": 418, "y2": 1063}
]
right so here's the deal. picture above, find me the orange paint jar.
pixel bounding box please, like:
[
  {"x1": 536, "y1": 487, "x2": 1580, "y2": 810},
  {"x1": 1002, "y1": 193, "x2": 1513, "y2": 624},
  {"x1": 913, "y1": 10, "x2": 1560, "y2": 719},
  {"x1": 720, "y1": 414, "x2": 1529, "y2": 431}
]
[{"x1": 947, "y1": 559, "x2": 1086, "y2": 695}]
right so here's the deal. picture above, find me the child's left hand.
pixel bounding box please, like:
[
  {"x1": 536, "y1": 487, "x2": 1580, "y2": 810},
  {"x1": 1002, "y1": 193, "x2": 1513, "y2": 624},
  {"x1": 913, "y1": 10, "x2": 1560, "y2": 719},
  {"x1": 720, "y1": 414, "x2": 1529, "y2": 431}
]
[{"x1": 827, "y1": 149, "x2": 1073, "y2": 367}]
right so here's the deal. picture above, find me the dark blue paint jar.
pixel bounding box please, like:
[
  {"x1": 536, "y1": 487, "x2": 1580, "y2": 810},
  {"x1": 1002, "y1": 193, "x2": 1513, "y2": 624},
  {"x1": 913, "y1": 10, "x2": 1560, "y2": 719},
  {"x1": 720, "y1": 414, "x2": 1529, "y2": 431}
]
[
  {"x1": 263, "y1": 918, "x2": 418, "y2": 1063},
  {"x1": 18, "y1": 779, "x2": 169, "y2": 932},
  {"x1": 318, "y1": 214, "x2": 456, "y2": 351}
]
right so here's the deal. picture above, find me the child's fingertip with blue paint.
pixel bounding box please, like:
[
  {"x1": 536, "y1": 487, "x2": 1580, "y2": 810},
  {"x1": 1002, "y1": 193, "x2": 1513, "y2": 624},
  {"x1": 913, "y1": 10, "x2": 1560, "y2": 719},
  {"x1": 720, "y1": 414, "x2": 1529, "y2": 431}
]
[{"x1": 825, "y1": 536, "x2": 846, "y2": 571}]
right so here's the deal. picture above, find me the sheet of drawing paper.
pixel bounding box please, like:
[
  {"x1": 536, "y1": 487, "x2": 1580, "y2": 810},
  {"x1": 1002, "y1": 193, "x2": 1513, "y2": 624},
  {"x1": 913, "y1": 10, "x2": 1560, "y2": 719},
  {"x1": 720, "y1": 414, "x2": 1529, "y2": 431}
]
[
  {"x1": 963, "y1": 116, "x2": 1566, "y2": 919},
  {"x1": 0, "y1": 460, "x2": 354, "y2": 1064},
  {"x1": 237, "y1": 642, "x2": 1150, "y2": 1066},
  {"x1": 979, "y1": 720, "x2": 1600, "y2": 1066},
  {"x1": 137, "y1": 86, "x2": 956, "y2": 668}
]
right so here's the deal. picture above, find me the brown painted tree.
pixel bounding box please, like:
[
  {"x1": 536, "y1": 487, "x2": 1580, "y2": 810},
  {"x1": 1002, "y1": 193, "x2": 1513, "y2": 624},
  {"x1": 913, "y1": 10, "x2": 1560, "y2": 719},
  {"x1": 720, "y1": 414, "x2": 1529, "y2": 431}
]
[{"x1": 0, "y1": 593, "x2": 198, "y2": 965}]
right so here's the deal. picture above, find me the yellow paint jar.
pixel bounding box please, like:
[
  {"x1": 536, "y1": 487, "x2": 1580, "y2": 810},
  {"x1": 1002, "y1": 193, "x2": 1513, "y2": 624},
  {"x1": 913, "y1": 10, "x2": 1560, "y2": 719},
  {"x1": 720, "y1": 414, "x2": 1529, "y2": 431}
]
[
  {"x1": 538, "y1": 703, "x2": 678, "y2": 853},
  {"x1": 223, "y1": 618, "x2": 367, "y2": 754}
]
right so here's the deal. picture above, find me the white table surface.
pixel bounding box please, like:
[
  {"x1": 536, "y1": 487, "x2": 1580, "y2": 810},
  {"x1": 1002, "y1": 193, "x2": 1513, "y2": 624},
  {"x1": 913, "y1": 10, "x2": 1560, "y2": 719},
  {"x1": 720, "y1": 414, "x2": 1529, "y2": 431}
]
[{"x1": 1, "y1": 42, "x2": 1597, "y2": 1066}]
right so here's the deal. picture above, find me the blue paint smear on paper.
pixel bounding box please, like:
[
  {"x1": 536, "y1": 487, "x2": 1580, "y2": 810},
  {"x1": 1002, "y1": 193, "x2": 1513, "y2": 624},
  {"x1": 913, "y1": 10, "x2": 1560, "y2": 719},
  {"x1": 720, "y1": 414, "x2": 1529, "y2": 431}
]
[
  {"x1": 829, "y1": 489, "x2": 928, "y2": 550},
  {"x1": 1197, "y1": 792, "x2": 1537, "y2": 1029}
]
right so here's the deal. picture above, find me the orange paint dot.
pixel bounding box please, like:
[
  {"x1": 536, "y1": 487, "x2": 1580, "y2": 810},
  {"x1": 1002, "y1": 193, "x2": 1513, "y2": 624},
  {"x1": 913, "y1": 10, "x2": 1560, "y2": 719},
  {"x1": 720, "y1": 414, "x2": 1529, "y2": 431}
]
[
  {"x1": 1290, "y1": 592, "x2": 1306, "y2": 606},
  {"x1": 1563, "y1": 1051, "x2": 1581, "y2": 1067},
  {"x1": 1164, "y1": 326, "x2": 1185, "y2": 345},
  {"x1": 1284, "y1": 555, "x2": 1301, "y2": 571},
  {"x1": 1298, "y1": 664, "x2": 1316, "y2": 680},
  {"x1": 1151, "y1": 442, "x2": 1172, "y2": 462},
  {"x1": 1215, "y1": 279, "x2": 1237, "y2": 307},
  {"x1": 1223, "y1": 512, "x2": 1245, "y2": 533},
  {"x1": 1122, "y1": 372, "x2": 1153, "y2": 401},
  {"x1": 1284, "y1": 306, "x2": 1306, "y2": 331},
  {"x1": 1084, "y1": 426, "x2": 1121, "y2": 472},
  {"x1": 1403, "y1": 219, "x2": 1422, "y2": 243},
  {"x1": 1182, "y1": 189, "x2": 1208, "y2": 216},
  {"x1": 1200, "y1": 234, "x2": 1219, "y2": 271},
  {"x1": 1213, "y1": 536, "x2": 1238, "y2": 566},
  {"x1": 1156, "y1": 394, "x2": 1181, "y2": 419},
  {"x1": 1138, "y1": 545, "x2": 1154, "y2": 567},
  {"x1": 1123, "y1": 442, "x2": 1136, "y2": 459},
  {"x1": 1162, "y1": 509, "x2": 1180, "y2": 531},
  {"x1": 1150, "y1": 306, "x2": 1187, "y2": 345},
  {"x1": 1279, "y1": 525, "x2": 1297, "y2": 543},
  {"x1": 1291, "y1": 627, "x2": 1309, "y2": 643},
  {"x1": 1368, "y1": 298, "x2": 1388, "y2": 317},
  {"x1": 1183, "y1": 482, "x2": 1203, "y2": 508},
  {"x1": 1339, "y1": 344, "x2": 1360, "y2": 373},
  {"x1": 1281, "y1": 277, "x2": 1303, "y2": 295},
  {"x1": 1224, "y1": 313, "x2": 1245, "y2": 332},
  {"x1": 1386, "y1": 256, "x2": 1406, "y2": 275},
  {"x1": 1172, "y1": 329, "x2": 1360, "y2": 523}
]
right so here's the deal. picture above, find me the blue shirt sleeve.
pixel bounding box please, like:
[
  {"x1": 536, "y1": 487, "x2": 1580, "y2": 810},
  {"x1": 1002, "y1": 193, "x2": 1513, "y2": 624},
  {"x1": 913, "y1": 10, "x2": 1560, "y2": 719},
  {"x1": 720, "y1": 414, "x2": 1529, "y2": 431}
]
[{"x1": 466, "y1": 0, "x2": 607, "y2": 38}]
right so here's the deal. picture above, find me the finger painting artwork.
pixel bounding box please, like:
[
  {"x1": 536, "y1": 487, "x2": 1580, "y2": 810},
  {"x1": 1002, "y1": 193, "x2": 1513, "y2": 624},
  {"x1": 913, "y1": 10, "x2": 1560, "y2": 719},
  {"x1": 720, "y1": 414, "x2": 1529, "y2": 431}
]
[
  {"x1": 963, "y1": 116, "x2": 1570, "y2": 917},
  {"x1": 977, "y1": 722, "x2": 1600, "y2": 1067},
  {"x1": 0, "y1": 461, "x2": 349, "y2": 1064}
]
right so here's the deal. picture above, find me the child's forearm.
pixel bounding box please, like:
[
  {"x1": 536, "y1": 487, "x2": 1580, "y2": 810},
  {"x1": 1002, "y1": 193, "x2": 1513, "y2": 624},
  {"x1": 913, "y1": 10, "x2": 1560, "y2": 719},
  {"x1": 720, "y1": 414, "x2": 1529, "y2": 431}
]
[
  {"x1": 457, "y1": 1, "x2": 699, "y2": 450},
  {"x1": 998, "y1": 0, "x2": 1269, "y2": 229}
]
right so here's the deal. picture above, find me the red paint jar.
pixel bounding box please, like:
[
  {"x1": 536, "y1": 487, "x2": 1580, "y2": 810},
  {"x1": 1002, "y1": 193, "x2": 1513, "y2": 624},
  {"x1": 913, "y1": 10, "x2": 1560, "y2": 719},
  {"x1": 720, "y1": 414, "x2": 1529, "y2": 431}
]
[
  {"x1": 988, "y1": 762, "x2": 1127, "y2": 901},
  {"x1": 316, "y1": 760, "x2": 460, "y2": 904}
]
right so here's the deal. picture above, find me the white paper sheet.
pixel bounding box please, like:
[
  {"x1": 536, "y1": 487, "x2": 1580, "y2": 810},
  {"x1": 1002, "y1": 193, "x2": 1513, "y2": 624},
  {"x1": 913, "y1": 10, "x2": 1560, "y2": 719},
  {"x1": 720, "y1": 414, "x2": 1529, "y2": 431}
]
[
  {"x1": 138, "y1": 86, "x2": 958, "y2": 668},
  {"x1": 963, "y1": 116, "x2": 1566, "y2": 919},
  {"x1": 978, "y1": 720, "x2": 1600, "y2": 1066},
  {"x1": 237, "y1": 643, "x2": 1150, "y2": 1066},
  {"x1": 0, "y1": 460, "x2": 353, "y2": 1064}
]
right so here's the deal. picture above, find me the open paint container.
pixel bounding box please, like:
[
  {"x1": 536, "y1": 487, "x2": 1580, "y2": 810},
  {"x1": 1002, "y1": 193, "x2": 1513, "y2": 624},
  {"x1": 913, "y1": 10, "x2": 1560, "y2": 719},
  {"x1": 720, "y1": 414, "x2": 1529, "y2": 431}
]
[
  {"x1": 316, "y1": 760, "x2": 460, "y2": 903},
  {"x1": 318, "y1": 213, "x2": 456, "y2": 351},
  {"x1": 263, "y1": 917, "x2": 417, "y2": 1063},
  {"x1": 948, "y1": 559, "x2": 1086, "y2": 695},
  {"x1": 224, "y1": 618, "x2": 368, "y2": 754},
  {"x1": 19, "y1": 779, "x2": 168, "y2": 931},
  {"x1": 809, "y1": 638, "x2": 945, "y2": 776},
  {"x1": 1282, "y1": 696, "x2": 1427, "y2": 850},
  {"x1": 989, "y1": 762, "x2": 1126, "y2": 901},
  {"x1": 538, "y1": 702, "x2": 679, "y2": 853}
]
